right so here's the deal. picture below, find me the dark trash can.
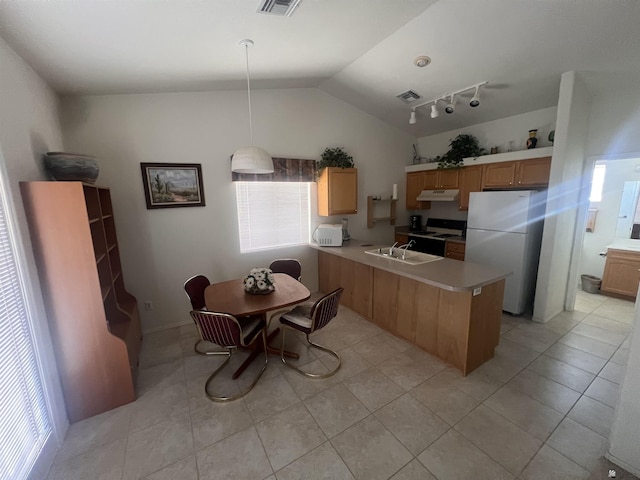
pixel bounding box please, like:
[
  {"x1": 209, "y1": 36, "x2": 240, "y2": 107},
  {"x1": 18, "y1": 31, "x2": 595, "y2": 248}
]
[{"x1": 581, "y1": 274, "x2": 601, "y2": 294}]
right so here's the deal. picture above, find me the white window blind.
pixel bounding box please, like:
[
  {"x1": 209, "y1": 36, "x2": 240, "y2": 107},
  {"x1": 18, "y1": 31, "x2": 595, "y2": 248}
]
[
  {"x1": 0, "y1": 184, "x2": 51, "y2": 479},
  {"x1": 236, "y1": 182, "x2": 311, "y2": 253}
]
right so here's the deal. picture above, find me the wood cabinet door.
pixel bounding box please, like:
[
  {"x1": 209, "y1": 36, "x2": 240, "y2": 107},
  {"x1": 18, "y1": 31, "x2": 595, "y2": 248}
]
[
  {"x1": 318, "y1": 167, "x2": 357, "y2": 216},
  {"x1": 438, "y1": 169, "x2": 460, "y2": 189},
  {"x1": 483, "y1": 161, "x2": 517, "y2": 188},
  {"x1": 406, "y1": 172, "x2": 429, "y2": 210},
  {"x1": 395, "y1": 233, "x2": 409, "y2": 245},
  {"x1": 422, "y1": 170, "x2": 438, "y2": 190},
  {"x1": 458, "y1": 165, "x2": 483, "y2": 210},
  {"x1": 601, "y1": 249, "x2": 640, "y2": 298},
  {"x1": 328, "y1": 168, "x2": 357, "y2": 214},
  {"x1": 516, "y1": 157, "x2": 551, "y2": 187}
]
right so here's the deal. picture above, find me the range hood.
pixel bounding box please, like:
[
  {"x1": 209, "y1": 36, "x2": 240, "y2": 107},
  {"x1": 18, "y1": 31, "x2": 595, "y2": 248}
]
[{"x1": 416, "y1": 189, "x2": 460, "y2": 202}]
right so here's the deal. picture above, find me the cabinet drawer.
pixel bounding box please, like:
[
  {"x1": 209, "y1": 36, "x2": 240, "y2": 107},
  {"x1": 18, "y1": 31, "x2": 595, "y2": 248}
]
[{"x1": 445, "y1": 240, "x2": 465, "y2": 260}]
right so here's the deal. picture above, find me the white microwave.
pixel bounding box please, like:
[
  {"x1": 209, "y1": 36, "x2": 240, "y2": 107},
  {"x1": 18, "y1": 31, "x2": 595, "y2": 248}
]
[{"x1": 314, "y1": 224, "x2": 343, "y2": 247}]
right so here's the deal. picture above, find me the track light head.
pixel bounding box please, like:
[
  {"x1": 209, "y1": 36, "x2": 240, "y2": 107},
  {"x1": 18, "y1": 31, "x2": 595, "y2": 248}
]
[
  {"x1": 469, "y1": 85, "x2": 480, "y2": 107},
  {"x1": 430, "y1": 104, "x2": 439, "y2": 119},
  {"x1": 445, "y1": 95, "x2": 456, "y2": 114},
  {"x1": 409, "y1": 110, "x2": 416, "y2": 124}
]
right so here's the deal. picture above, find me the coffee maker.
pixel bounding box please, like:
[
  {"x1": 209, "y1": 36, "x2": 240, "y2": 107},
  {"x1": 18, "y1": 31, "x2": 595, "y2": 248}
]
[{"x1": 410, "y1": 215, "x2": 423, "y2": 232}]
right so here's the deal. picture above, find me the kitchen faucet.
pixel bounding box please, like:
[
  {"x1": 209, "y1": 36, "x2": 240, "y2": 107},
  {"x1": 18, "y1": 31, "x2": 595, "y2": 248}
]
[
  {"x1": 397, "y1": 240, "x2": 416, "y2": 259},
  {"x1": 388, "y1": 242, "x2": 399, "y2": 256}
]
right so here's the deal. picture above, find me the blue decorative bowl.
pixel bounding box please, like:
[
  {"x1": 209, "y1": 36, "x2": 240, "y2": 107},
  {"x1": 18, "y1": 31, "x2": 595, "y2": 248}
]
[{"x1": 43, "y1": 152, "x2": 99, "y2": 184}]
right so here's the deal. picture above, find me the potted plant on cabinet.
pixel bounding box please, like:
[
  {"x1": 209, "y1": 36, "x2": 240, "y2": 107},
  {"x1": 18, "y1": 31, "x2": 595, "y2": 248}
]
[
  {"x1": 317, "y1": 147, "x2": 354, "y2": 173},
  {"x1": 437, "y1": 134, "x2": 485, "y2": 169}
]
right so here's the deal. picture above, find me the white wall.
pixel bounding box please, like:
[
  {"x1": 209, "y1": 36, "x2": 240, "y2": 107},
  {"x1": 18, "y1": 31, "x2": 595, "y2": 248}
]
[
  {"x1": 61, "y1": 88, "x2": 414, "y2": 333},
  {"x1": 534, "y1": 72, "x2": 591, "y2": 322},
  {"x1": 0, "y1": 36, "x2": 68, "y2": 475},
  {"x1": 413, "y1": 107, "x2": 558, "y2": 222},
  {"x1": 415, "y1": 106, "x2": 557, "y2": 160},
  {"x1": 608, "y1": 294, "x2": 640, "y2": 476}
]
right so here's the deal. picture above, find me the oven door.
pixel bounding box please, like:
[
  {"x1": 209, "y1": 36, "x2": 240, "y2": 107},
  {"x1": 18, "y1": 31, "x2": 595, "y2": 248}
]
[{"x1": 408, "y1": 235, "x2": 446, "y2": 257}]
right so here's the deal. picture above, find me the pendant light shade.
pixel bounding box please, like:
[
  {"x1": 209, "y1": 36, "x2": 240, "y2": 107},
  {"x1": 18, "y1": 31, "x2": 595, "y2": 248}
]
[
  {"x1": 231, "y1": 146, "x2": 273, "y2": 174},
  {"x1": 232, "y1": 39, "x2": 274, "y2": 174}
]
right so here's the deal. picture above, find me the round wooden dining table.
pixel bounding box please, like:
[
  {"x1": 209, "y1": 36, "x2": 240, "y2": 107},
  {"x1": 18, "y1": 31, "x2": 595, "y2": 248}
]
[
  {"x1": 205, "y1": 273, "x2": 310, "y2": 317},
  {"x1": 204, "y1": 273, "x2": 311, "y2": 378}
]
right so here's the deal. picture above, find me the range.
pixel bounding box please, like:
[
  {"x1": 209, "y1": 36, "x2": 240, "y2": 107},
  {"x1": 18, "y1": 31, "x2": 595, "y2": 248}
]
[{"x1": 408, "y1": 218, "x2": 467, "y2": 257}]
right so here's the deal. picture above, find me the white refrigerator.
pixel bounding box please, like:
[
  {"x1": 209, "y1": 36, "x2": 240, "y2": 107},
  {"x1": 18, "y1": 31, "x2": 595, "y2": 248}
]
[{"x1": 465, "y1": 190, "x2": 546, "y2": 315}]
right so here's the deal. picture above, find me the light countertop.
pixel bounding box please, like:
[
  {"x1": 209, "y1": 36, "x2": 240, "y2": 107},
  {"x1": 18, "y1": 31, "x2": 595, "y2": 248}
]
[
  {"x1": 309, "y1": 240, "x2": 510, "y2": 292},
  {"x1": 607, "y1": 239, "x2": 640, "y2": 252}
]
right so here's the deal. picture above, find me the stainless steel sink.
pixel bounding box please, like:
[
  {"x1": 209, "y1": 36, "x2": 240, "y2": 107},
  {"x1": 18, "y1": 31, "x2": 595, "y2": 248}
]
[{"x1": 364, "y1": 248, "x2": 443, "y2": 265}]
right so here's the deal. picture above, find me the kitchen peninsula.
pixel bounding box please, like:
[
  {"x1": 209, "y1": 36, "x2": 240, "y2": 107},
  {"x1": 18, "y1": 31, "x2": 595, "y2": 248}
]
[{"x1": 311, "y1": 240, "x2": 509, "y2": 375}]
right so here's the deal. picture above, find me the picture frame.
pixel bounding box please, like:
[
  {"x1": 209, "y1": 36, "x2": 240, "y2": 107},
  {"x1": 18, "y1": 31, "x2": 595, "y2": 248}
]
[{"x1": 140, "y1": 163, "x2": 205, "y2": 209}]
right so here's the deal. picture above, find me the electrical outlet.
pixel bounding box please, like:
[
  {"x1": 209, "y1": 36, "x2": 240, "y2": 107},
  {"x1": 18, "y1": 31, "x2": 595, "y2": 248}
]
[
  {"x1": 473, "y1": 287, "x2": 482, "y2": 296},
  {"x1": 144, "y1": 301, "x2": 153, "y2": 311}
]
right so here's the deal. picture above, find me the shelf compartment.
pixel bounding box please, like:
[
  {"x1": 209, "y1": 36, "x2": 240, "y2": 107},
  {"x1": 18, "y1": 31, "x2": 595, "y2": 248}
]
[
  {"x1": 103, "y1": 215, "x2": 117, "y2": 248},
  {"x1": 98, "y1": 188, "x2": 113, "y2": 217},
  {"x1": 83, "y1": 184, "x2": 101, "y2": 221},
  {"x1": 90, "y1": 221, "x2": 107, "y2": 260},
  {"x1": 367, "y1": 196, "x2": 397, "y2": 228}
]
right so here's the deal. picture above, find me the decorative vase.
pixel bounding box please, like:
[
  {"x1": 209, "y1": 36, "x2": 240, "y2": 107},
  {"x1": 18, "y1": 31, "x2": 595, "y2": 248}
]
[
  {"x1": 43, "y1": 152, "x2": 99, "y2": 184},
  {"x1": 245, "y1": 286, "x2": 275, "y2": 295},
  {"x1": 526, "y1": 130, "x2": 538, "y2": 149},
  {"x1": 243, "y1": 267, "x2": 276, "y2": 295},
  {"x1": 548, "y1": 130, "x2": 555, "y2": 145}
]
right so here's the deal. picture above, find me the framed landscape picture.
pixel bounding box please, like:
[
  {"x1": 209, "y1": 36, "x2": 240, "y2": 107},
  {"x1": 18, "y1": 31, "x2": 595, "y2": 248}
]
[{"x1": 140, "y1": 163, "x2": 205, "y2": 209}]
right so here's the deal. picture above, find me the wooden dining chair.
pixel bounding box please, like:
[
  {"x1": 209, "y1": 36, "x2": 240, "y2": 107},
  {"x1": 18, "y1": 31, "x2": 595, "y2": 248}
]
[
  {"x1": 189, "y1": 310, "x2": 268, "y2": 402},
  {"x1": 278, "y1": 287, "x2": 344, "y2": 378}
]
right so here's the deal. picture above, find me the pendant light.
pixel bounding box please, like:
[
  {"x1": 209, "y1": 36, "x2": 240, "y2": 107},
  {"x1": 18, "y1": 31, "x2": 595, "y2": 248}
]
[{"x1": 231, "y1": 39, "x2": 274, "y2": 174}]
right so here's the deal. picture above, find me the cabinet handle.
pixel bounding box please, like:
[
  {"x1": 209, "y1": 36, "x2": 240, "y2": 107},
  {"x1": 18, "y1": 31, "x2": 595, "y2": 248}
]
[{"x1": 509, "y1": 181, "x2": 512, "y2": 185}]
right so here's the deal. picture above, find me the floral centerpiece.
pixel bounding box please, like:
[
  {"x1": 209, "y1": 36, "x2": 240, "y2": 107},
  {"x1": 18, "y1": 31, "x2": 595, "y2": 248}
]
[{"x1": 243, "y1": 268, "x2": 276, "y2": 295}]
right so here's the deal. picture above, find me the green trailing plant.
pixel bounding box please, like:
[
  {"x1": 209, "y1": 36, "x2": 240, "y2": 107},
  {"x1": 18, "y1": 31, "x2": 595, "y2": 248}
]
[
  {"x1": 437, "y1": 134, "x2": 486, "y2": 169},
  {"x1": 317, "y1": 147, "x2": 354, "y2": 173}
]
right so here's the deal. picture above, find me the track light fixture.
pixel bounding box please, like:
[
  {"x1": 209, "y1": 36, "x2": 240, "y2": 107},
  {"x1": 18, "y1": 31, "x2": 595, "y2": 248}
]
[
  {"x1": 470, "y1": 85, "x2": 480, "y2": 107},
  {"x1": 407, "y1": 81, "x2": 487, "y2": 124},
  {"x1": 444, "y1": 95, "x2": 456, "y2": 114}
]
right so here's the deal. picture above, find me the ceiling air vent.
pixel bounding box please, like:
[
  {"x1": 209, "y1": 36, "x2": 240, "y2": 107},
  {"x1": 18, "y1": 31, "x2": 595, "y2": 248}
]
[
  {"x1": 257, "y1": 0, "x2": 302, "y2": 16},
  {"x1": 397, "y1": 90, "x2": 422, "y2": 104}
]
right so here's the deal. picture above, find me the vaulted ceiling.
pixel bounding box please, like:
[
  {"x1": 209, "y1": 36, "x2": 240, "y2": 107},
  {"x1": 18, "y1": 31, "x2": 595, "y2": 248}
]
[{"x1": 1, "y1": 0, "x2": 639, "y2": 137}]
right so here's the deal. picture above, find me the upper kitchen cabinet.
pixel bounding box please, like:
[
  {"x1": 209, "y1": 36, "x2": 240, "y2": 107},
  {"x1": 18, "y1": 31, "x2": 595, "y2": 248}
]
[
  {"x1": 406, "y1": 171, "x2": 430, "y2": 210},
  {"x1": 483, "y1": 157, "x2": 551, "y2": 189},
  {"x1": 423, "y1": 169, "x2": 459, "y2": 189},
  {"x1": 318, "y1": 167, "x2": 358, "y2": 216},
  {"x1": 516, "y1": 157, "x2": 552, "y2": 187},
  {"x1": 458, "y1": 165, "x2": 484, "y2": 211}
]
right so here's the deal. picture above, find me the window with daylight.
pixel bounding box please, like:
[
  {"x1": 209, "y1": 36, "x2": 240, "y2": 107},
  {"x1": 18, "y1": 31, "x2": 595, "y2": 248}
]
[
  {"x1": 0, "y1": 175, "x2": 52, "y2": 478},
  {"x1": 236, "y1": 181, "x2": 311, "y2": 252},
  {"x1": 233, "y1": 157, "x2": 316, "y2": 253},
  {"x1": 589, "y1": 163, "x2": 606, "y2": 202}
]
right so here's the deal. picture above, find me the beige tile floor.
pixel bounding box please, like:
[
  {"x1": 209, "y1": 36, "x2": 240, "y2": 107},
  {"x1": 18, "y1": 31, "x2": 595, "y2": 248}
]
[{"x1": 46, "y1": 290, "x2": 637, "y2": 480}]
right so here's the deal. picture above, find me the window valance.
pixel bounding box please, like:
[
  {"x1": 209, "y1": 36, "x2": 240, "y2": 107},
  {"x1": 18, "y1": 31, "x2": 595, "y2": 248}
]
[{"x1": 232, "y1": 157, "x2": 317, "y2": 182}]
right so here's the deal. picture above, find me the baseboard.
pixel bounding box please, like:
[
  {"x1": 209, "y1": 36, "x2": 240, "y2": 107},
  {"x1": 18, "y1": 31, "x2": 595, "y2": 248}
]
[{"x1": 605, "y1": 452, "x2": 640, "y2": 478}]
